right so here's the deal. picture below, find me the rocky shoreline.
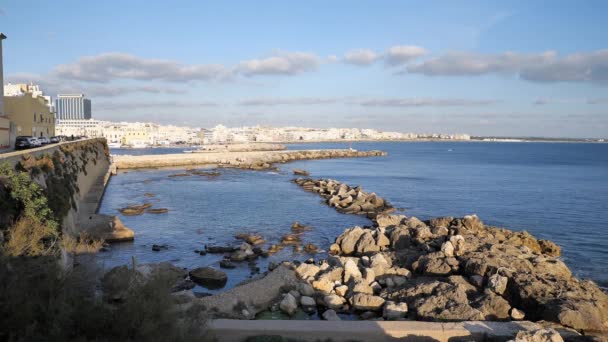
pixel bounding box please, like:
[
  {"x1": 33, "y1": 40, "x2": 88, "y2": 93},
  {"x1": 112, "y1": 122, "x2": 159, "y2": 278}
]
[{"x1": 99, "y1": 175, "x2": 608, "y2": 340}]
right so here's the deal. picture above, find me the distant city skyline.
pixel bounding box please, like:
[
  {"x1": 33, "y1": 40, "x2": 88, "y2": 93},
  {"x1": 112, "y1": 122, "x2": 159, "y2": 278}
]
[{"x1": 1, "y1": 1, "x2": 608, "y2": 138}]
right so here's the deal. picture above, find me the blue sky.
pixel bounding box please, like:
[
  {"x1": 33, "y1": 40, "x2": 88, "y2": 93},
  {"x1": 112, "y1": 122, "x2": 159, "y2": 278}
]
[{"x1": 1, "y1": 0, "x2": 607, "y2": 137}]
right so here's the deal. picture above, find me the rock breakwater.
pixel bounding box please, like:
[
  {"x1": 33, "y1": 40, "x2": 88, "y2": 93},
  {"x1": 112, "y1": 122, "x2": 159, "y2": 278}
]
[
  {"x1": 293, "y1": 178, "x2": 393, "y2": 218},
  {"x1": 278, "y1": 179, "x2": 607, "y2": 335}
]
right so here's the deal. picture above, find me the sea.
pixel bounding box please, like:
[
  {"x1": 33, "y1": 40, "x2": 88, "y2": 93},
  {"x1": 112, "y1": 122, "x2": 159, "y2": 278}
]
[{"x1": 99, "y1": 142, "x2": 608, "y2": 293}]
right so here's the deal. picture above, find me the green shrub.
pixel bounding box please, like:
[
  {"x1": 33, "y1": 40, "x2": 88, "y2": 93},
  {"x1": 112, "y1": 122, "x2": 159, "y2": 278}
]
[{"x1": 0, "y1": 163, "x2": 59, "y2": 239}]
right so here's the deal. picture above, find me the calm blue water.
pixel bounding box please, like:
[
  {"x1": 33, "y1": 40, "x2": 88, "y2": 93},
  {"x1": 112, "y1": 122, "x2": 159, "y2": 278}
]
[{"x1": 99, "y1": 142, "x2": 608, "y2": 291}]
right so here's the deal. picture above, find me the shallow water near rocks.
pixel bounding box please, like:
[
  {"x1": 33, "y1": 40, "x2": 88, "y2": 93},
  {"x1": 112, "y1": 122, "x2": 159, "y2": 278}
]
[
  {"x1": 99, "y1": 141, "x2": 608, "y2": 292},
  {"x1": 97, "y1": 166, "x2": 370, "y2": 294}
]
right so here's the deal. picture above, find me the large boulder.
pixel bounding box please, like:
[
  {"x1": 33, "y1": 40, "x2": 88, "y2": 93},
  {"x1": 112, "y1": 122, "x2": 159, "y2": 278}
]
[
  {"x1": 513, "y1": 328, "x2": 564, "y2": 342},
  {"x1": 383, "y1": 301, "x2": 408, "y2": 320},
  {"x1": 301, "y1": 296, "x2": 316, "y2": 313},
  {"x1": 404, "y1": 217, "x2": 427, "y2": 230},
  {"x1": 488, "y1": 274, "x2": 508, "y2": 295},
  {"x1": 375, "y1": 228, "x2": 391, "y2": 248},
  {"x1": 86, "y1": 214, "x2": 135, "y2": 242},
  {"x1": 343, "y1": 259, "x2": 362, "y2": 283},
  {"x1": 376, "y1": 214, "x2": 405, "y2": 228},
  {"x1": 461, "y1": 214, "x2": 484, "y2": 231},
  {"x1": 390, "y1": 280, "x2": 484, "y2": 321},
  {"x1": 351, "y1": 293, "x2": 385, "y2": 311},
  {"x1": 318, "y1": 266, "x2": 344, "y2": 283},
  {"x1": 355, "y1": 230, "x2": 380, "y2": 254},
  {"x1": 412, "y1": 252, "x2": 456, "y2": 276},
  {"x1": 279, "y1": 293, "x2": 298, "y2": 316},
  {"x1": 428, "y1": 217, "x2": 454, "y2": 230},
  {"x1": 324, "y1": 294, "x2": 346, "y2": 309},
  {"x1": 389, "y1": 226, "x2": 411, "y2": 250},
  {"x1": 449, "y1": 235, "x2": 466, "y2": 256},
  {"x1": 510, "y1": 273, "x2": 608, "y2": 332},
  {"x1": 189, "y1": 267, "x2": 227, "y2": 289},
  {"x1": 102, "y1": 262, "x2": 187, "y2": 301},
  {"x1": 198, "y1": 265, "x2": 298, "y2": 319},
  {"x1": 474, "y1": 293, "x2": 511, "y2": 320},
  {"x1": 335, "y1": 226, "x2": 365, "y2": 255},
  {"x1": 296, "y1": 263, "x2": 320, "y2": 279},
  {"x1": 312, "y1": 278, "x2": 334, "y2": 294},
  {"x1": 370, "y1": 253, "x2": 391, "y2": 277}
]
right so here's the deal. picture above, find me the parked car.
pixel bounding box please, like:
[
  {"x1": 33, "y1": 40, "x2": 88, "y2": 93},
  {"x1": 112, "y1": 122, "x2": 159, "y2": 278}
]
[
  {"x1": 30, "y1": 138, "x2": 42, "y2": 147},
  {"x1": 50, "y1": 136, "x2": 60, "y2": 143},
  {"x1": 38, "y1": 137, "x2": 50, "y2": 145},
  {"x1": 15, "y1": 136, "x2": 36, "y2": 150}
]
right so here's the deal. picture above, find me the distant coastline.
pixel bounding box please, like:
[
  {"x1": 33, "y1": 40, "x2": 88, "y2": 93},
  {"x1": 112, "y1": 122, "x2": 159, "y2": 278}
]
[{"x1": 108, "y1": 137, "x2": 607, "y2": 151}]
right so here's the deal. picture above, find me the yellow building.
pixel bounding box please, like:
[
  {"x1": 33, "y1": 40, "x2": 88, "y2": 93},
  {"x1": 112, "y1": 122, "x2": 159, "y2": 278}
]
[
  {"x1": 0, "y1": 116, "x2": 11, "y2": 148},
  {"x1": 121, "y1": 124, "x2": 151, "y2": 147},
  {"x1": 4, "y1": 93, "x2": 55, "y2": 138}
]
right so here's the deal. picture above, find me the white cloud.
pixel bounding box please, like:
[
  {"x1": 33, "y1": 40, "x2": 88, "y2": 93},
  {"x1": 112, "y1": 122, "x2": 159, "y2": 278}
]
[
  {"x1": 344, "y1": 49, "x2": 379, "y2": 66},
  {"x1": 353, "y1": 98, "x2": 498, "y2": 107},
  {"x1": 384, "y1": 45, "x2": 427, "y2": 66},
  {"x1": 239, "y1": 96, "x2": 498, "y2": 107},
  {"x1": 53, "y1": 52, "x2": 230, "y2": 82},
  {"x1": 86, "y1": 85, "x2": 187, "y2": 97},
  {"x1": 96, "y1": 101, "x2": 218, "y2": 111},
  {"x1": 6, "y1": 73, "x2": 186, "y2": 98},
  {"x1": 406, "y1": 50, "x2": 608, "y2": 83},
  {"x1": 239, "y1": 97, "x2": 339, "y2": 106},
  {"x1": 236, "y1": 51, "x2": 319, "y2": 76}
]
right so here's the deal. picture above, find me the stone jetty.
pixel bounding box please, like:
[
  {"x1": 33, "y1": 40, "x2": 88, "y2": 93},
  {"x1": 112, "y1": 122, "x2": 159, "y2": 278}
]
[{"x1": 112, "y1": 149, "x2": 387, "y2": 170}]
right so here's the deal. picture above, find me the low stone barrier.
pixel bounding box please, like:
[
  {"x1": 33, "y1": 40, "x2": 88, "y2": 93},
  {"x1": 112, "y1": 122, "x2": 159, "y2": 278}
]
[
  {"x1": 206, "y1": 319, "x2": 543, "y2": 341},
  {"x1": 112, "y1": 149, "x2": 387, "y2": 169}
]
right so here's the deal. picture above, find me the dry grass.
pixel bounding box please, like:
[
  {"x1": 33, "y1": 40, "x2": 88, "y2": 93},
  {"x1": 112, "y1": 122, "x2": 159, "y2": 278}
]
[
  {"x1": 2, "y1": 217, "x2": 57, "y2": 257},
  {"x1": 0, "y1": 256, "x2": 204, "y2": 342},
  {"x1": 62, "y1": 233, "x2": 104, "y2": 254}
]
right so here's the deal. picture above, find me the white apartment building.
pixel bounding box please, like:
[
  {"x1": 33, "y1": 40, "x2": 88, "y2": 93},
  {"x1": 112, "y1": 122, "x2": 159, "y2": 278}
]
[
  {"x1": 55, "y1": 119, "x2": 102, "y2": 138},
  {"x1": 55, "y1": 94, "x2": 91, "y2": 120}
]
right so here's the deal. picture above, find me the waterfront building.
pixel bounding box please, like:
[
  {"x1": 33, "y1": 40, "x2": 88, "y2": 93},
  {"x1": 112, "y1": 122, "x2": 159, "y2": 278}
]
[
  {"x1": 55, "y1": 119, "x2": 102, "y2": 138},
  {"x1": 211, "y1": 124, "x2": 233, "y2": 143},
  {"x1": 4, "y1": 92, "x2": 55, "y2": 138},
  {"x1": 55, "y1": 94, "x2": 91, "y2": 120}
]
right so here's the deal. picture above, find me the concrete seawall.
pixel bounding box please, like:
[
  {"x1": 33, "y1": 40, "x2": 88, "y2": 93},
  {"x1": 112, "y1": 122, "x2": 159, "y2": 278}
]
[
  {"x1": 207, "y1": 319, "x2": 543, "y2": 341},
  {"x1": 112, "y1": 149, "x2": 387, "y2": 169}
]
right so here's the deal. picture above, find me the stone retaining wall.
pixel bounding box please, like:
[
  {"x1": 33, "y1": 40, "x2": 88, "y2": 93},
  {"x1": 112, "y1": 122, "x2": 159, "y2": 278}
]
[{"x1": 0, "y1": 138, "x2": 132, "y2": 242}]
